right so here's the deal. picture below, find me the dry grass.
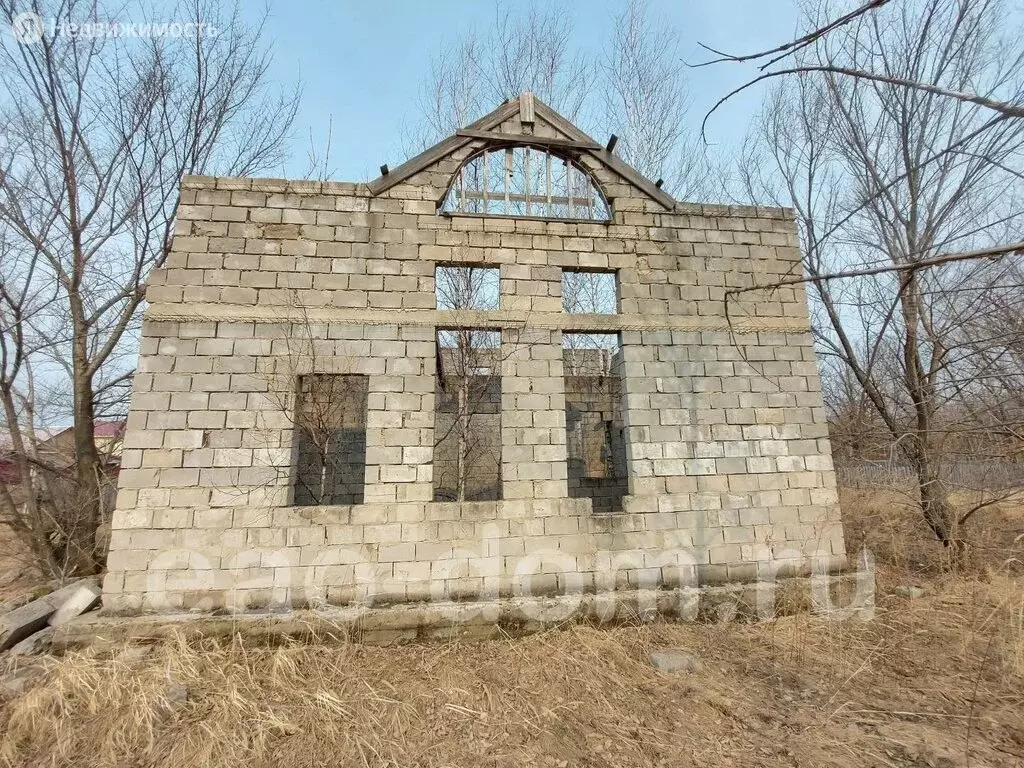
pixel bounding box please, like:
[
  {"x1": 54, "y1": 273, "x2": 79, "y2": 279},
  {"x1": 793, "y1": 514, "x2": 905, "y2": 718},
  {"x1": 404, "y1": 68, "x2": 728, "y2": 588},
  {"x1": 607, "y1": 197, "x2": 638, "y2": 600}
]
[
  {"x1": 840, "y1": 485, "x2": 1024, "y2": 575},
  {"x1": 0, "y1": 489, "x2": 1022, "y2": 767}
]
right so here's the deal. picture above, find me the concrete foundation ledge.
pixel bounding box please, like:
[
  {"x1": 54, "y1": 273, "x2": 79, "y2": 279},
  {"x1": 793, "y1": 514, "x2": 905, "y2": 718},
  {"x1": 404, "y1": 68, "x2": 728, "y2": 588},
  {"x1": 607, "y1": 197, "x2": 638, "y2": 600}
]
[{"x1": 54, "y1": 573, "x2": 873, "y2": 654}]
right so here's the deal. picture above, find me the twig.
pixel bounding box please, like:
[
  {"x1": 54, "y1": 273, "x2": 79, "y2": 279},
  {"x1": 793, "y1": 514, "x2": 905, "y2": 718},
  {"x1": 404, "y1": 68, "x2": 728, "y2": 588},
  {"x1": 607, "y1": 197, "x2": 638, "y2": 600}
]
[
  {"x1": 725, "y1": 242, "x2": 1024, "y2": 298},
  {"x1": 690, "y1": 0, "x2": 891, "y2": 70},
  {"x1": 702, "y1": 67, "x2": 1024, "y2": 142}
]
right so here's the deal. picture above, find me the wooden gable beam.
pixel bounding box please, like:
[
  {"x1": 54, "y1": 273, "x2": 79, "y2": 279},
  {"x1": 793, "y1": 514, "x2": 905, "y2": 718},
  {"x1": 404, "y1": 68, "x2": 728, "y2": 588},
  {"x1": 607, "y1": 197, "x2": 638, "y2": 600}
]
[
  {"x1": 519, "y1": 91, "x2": 535, "y2": 124},
  {"x1": 454, "y1": 129, "x2": 601, "y2": 151},
  {"x1": 367, "y1": 99, "x2": 521, "y2": 196},
  {"x1": 531, "y1": 98, "x2": 677, "y2": 212},
  {"x1": 370, "y1": 93, "x2": 678, "y2": 213}
]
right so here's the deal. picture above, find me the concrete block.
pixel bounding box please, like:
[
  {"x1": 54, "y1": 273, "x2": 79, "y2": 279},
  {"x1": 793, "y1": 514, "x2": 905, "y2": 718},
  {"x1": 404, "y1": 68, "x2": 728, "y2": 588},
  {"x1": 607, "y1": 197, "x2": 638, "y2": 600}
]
[
  {"x1": 10, "y1": 627, "x2": 54, "y2": 656},
  {"x1": 48, "y1": 583, "x2": 103, "y2": 627},
  {"x1": 0, "y1": 599, "x2": 55, "y2": 651}
]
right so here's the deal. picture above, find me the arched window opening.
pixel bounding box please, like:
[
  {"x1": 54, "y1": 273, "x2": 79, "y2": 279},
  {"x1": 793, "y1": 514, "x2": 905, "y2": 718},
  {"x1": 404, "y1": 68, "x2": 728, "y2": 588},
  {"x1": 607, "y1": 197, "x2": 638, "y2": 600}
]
[{"x1": 442, "y1": 146, "x2": 610, "y2": 220}]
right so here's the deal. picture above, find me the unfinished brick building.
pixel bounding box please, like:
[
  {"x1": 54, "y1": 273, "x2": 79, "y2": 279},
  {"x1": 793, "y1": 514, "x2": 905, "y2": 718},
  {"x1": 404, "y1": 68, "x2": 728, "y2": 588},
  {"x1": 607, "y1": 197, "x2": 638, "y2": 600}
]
[{"x1": 103, "y1": 93, "x2": 846, "y2": 614}]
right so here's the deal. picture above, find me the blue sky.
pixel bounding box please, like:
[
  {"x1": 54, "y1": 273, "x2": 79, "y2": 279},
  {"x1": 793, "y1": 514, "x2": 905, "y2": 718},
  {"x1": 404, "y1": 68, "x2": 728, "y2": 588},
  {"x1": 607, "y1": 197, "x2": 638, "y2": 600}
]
[{"x1": 244, "y1": 0, "x2": 801, "y2": 182}]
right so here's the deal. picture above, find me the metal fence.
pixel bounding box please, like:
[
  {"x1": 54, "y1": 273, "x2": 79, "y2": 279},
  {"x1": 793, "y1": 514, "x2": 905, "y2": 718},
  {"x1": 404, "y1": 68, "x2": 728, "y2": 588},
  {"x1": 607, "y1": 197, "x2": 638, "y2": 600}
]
[{"x1": 835, "y1": 460, "x2": 1024, "y2": 490}]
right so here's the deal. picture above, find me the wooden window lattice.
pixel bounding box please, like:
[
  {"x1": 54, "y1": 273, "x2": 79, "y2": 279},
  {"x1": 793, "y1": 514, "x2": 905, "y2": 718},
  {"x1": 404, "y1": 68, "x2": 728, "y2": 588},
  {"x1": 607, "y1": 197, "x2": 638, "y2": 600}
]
[{"x1": 443, "y1": 146, "x2": 610, "y2": 220}]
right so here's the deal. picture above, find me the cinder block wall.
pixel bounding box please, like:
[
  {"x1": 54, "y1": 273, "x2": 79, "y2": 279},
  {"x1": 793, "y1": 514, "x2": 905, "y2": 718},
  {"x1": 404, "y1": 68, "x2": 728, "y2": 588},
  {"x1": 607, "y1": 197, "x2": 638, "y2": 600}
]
[{"x1": 104, "y1": 107, "x2": 845, "y2": 614}]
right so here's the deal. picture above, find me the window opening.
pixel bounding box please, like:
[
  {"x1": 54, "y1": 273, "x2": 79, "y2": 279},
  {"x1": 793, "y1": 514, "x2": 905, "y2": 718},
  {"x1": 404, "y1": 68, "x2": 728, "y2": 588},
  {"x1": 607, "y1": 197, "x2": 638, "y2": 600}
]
[
  {"x1": 442, "y1": 146, "x2": 610, "y2": 220},
  {"x1": 562, "y1": 270, "x2": 618, "y2": 314},
  {"x1": 292, "y1": 374, "x2": 368, "y2": 505},
  {"x1": 562, "y1": 333, "x2": 626, "y2": 513},
  {"x1": 434, "y1": 330, "x2": 502, "y2": 502},
  {"x1": 436, "y1": 266, "x2": 500, "y2": 311}
]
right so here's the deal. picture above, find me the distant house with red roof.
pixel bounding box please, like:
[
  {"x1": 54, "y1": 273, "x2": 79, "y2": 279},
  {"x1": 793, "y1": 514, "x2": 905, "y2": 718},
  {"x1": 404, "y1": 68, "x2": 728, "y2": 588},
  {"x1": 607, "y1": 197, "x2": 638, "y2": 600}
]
[{"x1": 0, "y1": 421, "x2": 125, "y2": 487}]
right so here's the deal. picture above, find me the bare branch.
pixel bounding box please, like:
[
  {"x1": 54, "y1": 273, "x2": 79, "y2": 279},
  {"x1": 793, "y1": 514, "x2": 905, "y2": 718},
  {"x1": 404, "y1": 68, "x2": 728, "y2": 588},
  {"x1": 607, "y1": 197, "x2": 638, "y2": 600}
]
[
  {"x1": 691, "y1": 0, "x2": 892, "y2": 70},
  {"x1": 728, "y1": 241, "x2": 1024, "y2": 295},
  {"x1": 703, "y1": 65, "x2": 1024, "y2": 142}
]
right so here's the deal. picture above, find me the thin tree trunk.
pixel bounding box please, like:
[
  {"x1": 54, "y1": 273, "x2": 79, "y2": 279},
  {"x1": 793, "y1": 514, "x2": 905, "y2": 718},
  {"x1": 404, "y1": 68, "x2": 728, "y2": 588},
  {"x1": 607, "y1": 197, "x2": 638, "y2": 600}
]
[
  {"x1": 900, "y1": 272, "x2": 960, "y2": 562},
  {"x1": 457, "y1": 378, "x2": 468, "y2": 502},
  {"x1": 71, "y1": 326, "x2": 103, "y2": 575}
]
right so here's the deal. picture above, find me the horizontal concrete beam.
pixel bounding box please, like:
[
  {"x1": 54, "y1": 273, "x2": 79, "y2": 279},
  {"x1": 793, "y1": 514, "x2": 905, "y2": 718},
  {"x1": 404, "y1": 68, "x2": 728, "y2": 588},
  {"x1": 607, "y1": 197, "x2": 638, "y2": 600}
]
[
  {"x1": 56, "y1": 575, "x2": 870, "y2": 653},
  {"x1": 143, "y1": 302, "x2": 810, "y2": 335}
]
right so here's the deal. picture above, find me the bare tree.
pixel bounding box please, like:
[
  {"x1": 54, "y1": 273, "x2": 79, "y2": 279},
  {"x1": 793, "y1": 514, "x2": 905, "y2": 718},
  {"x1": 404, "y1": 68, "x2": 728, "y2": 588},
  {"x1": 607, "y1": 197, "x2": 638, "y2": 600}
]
[
  {"x1": 601, "y1": 0, "x2": 709, "y2": 199},
  {"x1": 0, "y1": 0, "x2": 298, "y2": 577},
  {"x1": 434, "y1": 266, "x2": 502, "y2": 502},
  {"x1": 250, "y1": 277, "x2": 508, "y2": 507},
  {"x1": 303, "y1": 115, "x2": 336, "y2": 182},
  {"x1": 409, "y1": 0, "x2": 712, "y2": 201},
  {"x1": 411, "y1": 4, "x2": 594, "y2": 150},
  {"x1": 736, "y1": 0, "x2": 1024, "y2": 563},
  {"x1": 695, "y1": 0, "x2": 1024, "y2": 132},
  {"x1": 253, "y1": 297, "x2": 365, "y2": 508}
]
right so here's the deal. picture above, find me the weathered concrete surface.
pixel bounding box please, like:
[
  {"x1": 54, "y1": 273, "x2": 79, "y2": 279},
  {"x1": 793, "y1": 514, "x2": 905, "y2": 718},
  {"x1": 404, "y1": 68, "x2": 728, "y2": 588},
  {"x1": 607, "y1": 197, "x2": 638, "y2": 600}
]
[
  {"x1": 49, "y1": 583, "x2": 102, "y2": 627},
  {"x1": 650, "y1": 650, "x2": 702, "y2": 673},
  {"x1": 1, "y1": 578, "x2": 102, "y2": 651},
  {"x1": 0, "y1": 666, "x2": 45, "y2": 696},
  {"x1": 60, "y1": 575, "x2": 870, "y2": 654},
  {"x1": 0, "y1": 600, "x2": 55, "y2": 651},
  {"x1": 10, "y1": 627, "x2": 53, "y2": 656},
  {"x1": 42, "y1": 579, "x2": 100, "y2": 610}
]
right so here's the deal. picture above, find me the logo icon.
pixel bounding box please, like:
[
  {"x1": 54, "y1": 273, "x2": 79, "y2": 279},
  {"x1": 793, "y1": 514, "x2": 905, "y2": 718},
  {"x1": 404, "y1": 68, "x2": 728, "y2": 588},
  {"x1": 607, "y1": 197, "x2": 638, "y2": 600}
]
[{"x1": 12, "y1": 11, "x2": 44, "y2": 44}]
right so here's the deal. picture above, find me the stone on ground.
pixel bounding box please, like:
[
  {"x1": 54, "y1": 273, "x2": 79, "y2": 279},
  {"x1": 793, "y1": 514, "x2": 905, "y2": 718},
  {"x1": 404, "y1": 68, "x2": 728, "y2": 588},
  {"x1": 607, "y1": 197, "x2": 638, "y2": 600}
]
[
  {"x1": 10, "y1": 627, "x2": 53, "y2": 656},
  {"x1": 650, "y1": 650, "x2": 702, "y2": 673},
  {"x1": 42, "y1": 578, "x2": 100, "y2": 610},
  {"x1": 0, "y1": 599, "x2": 55, "y2": 651},
  {"x1": 0, "y1": 666, "x2": 44, "y2": 696},
  {"x1": 894, "y1": 586, "x2": 926, "y2": 599},
  {"x1": 0, "y1": 594, "x2": 33, "y2": 615},
  {"x1": 48, "y1": 583, "x2": 102, "y2": 627},
  {"x1": 0, "y1": 577, "x2": 102, "y2": 652},
  {"x1": 118, "y1": 645, "x2": 153, "y2": 662}
]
